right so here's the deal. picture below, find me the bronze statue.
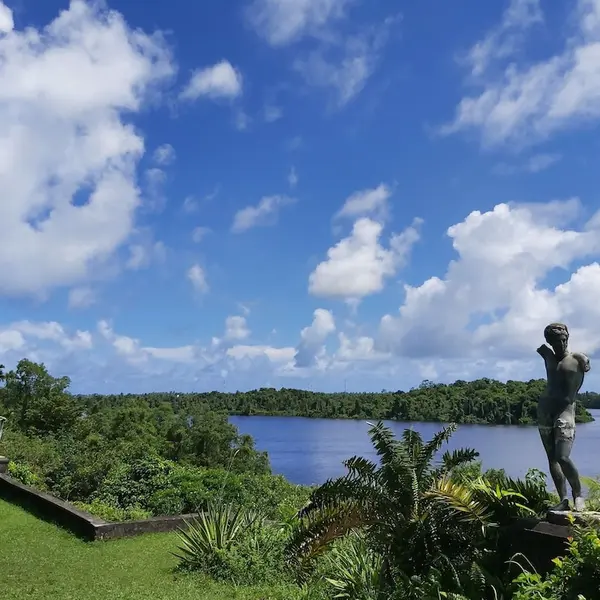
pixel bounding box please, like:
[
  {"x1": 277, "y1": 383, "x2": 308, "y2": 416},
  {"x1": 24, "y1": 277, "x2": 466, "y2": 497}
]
[{"x1": 537, "y1": 323, "x2": 590, "y2": 512}]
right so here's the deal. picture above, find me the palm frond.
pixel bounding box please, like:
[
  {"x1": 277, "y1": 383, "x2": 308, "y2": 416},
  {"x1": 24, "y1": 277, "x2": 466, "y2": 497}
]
[
  {"x1": 438, "y1": 448, "x2": 480, "y2": 475},
  {"x1": 368, "y1": 421, "x2": 401, "y2": 469},
  {"x1": 286, "y1": 502, "x2": 369, "y2": 579},
  {"x1": 299, "y1": 475, "x2": 373, "y2": 519},
  {"x1": 424, "y1": 477, "x2": 493, "y2": 529},
  {"x1": 417, "y1": 424, "x2": 458, "y2": 475},
  {"x1": 343, "y1": 455, "x2": 378, "y2": 482}
]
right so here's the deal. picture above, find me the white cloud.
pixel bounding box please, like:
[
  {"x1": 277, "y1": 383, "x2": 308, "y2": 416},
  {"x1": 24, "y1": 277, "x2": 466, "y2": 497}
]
[
  {"x1": 226, "y1": 344, "x2": 295, "y2": 363},
  {"x1": 294, "y1": 20, "x2": 394, "y2": 107},
  {"x1": 264, "y1": 105, "x2": 283, "y2": 122},
  {"x1": 335, "y1": 183, "x2": 391, "y2": 220},
  {"x1": 187, "y1": 264, "x2": 209, "y2": 294},
  {"x1": 152, "y1": 143, "x2": 175, "y2": 165},
  {"x1": 98, "y1": 319, "x2": 194, "y2": 365},
  {"x1": 225, "y1": 316, "x2": 251, "y2": 341},
  {"x1": 309, "y1": 217, "x2": 421, "y2": 300},
  {"x1": 494, "y1": 153, "x2": 562, "y2": 175},
  {"x1": 288, "y1": 166, "x2": 298, "y2": 188},
  {"x1": 0, "y1": 1, "x2": 173, "y2": 299},
  {"x1": 68, "y1": 286, "x2": 96, "y2": 309},
  {"x1": 126, "y1": 241, "x2": 166, "y2": 270},
  {"x1": 462, "y1": 0, "x2": 542, "y2": 78},
  {"x1": 444, "y1": 0, "x2": 600, "y2": 147},
  {"x1": 378, "y1": 200, "x2": 600, "y2": 361},
  {"x1": 246, "y1": 0, "x2": 354, "y2": 46},
  {"x1": 180, "y1": 60, "x2": 243, "y2": 101},
  {"x1": 294, "y1": 308, "x2": 336, "y2": 367},
  {"x1": 231, "y1": 195, "x2": 295, "y2": 233},
  {"x1": 192, "y1": 226, "x2": 211, "y2": 243},
  {"x1": 0, "y1": 1, "x2": 13, "y2": 33}
]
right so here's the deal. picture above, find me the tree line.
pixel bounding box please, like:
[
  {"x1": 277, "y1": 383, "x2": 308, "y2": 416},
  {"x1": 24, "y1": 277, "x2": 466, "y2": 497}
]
[{"x1": 77, "y1": 377, "x2": 594, "y2": 425}]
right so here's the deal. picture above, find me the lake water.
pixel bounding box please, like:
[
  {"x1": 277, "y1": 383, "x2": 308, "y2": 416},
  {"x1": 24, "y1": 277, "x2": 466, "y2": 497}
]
[{"x1": 231, "y1": 410, "x2": 600, "y2": 486}]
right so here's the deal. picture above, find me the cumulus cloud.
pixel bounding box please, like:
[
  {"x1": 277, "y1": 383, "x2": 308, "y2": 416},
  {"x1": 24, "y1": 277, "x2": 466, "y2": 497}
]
[
  {"x1": 443, "y1": 0, "x2": 600, "y2": 147},
  {"x1": 309, "y1": 217, "x2": 421, "y2": 301},
  {"x1": 231, "y1": 195, "x2": 295, "y2": 233},
  {"x1": 335, "y1": 183, "x2": 392, "y2": 221},
  {"x1": 187, "y1": 264, "x2": 209, "y2": 294},
  {"x1": 0, "y1": 1, "x2": 13, "y2": 33},
  {"x1": 0, "y1": 0, "x2": 173, "y2": 299},
  {"x1": 224, "y1": 316, "x2": 251, "y2": 341},
  {"x1": 180, "y1": 60, "x2": 243, "y2": 101},
  {"x1": 378, "y1": 200, "x2": 600, "y2": 362},
  {"x1": 294, "y1": 308, "x2": 336, "y2": 367}
]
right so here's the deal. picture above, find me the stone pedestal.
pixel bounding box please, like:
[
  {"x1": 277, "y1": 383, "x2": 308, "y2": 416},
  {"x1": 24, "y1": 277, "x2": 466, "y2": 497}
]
[
  {"x1": 0, "y1": 456, "x2": 8, "y2": 474},
  {"x1": 547, "y1": 509, "x2": 600, "y2": 527}
]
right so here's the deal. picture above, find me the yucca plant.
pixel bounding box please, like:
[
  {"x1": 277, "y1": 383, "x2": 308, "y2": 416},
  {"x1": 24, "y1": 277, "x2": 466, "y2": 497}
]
[
  {"x1": 174, "y1": 502, "x2": 262, "y2": 569},
  {"x1": 323, "y1": 532, "x2": 383, "y2": 599}
]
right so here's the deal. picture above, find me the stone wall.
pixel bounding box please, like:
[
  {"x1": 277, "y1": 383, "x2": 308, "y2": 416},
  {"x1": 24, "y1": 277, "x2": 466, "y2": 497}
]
[{"x1": 0, "y1": 474, "x2": 198, "y2": 541}]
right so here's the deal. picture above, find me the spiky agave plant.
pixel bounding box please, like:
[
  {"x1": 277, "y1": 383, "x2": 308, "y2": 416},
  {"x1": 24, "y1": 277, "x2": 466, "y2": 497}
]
[
  {"x1": 174, "y1": 502, "x2": 262, "y2": 569},
  {"x1": 286, "y1": 421, "x2": 493, "y2": 593}
]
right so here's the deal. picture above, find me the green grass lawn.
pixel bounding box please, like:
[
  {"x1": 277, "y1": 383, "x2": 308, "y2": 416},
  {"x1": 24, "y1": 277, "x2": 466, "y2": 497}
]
[{"x1": 0, "y1": 499, "x2": 301, "y2": 600}]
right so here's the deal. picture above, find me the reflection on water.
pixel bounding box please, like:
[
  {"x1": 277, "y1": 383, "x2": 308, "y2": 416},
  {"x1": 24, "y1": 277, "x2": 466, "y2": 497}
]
[{"x1": 231, "y1": 409, "x2": 600, "y2": 486}]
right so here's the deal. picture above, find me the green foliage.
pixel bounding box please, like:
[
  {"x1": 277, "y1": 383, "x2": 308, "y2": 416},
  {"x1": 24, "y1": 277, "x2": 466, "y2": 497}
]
[
  {"x1": 73, "y1": 499, "x2": 151, "y2": 522},
  {"x1": 175, "y1": 503, "x2": 290, "y2": 586},
  {"x1": 2, "y1": 359, "x2": 79, "y2": 436},
  {"x1": 321, "y1": 533, "x2": 382, "y2": 600},
  {"x1": 581, "y1": 476, "x2": 600, "y2": 511},
  {"x1": 7, "y1": 460, "x2": 41, "y2": 487},
  {"x1": 76, "y1": 378, "x2": 594, "y2": 425},
  {"x1": 511, "y1": 522, "x2": 600, "y2": 599},
  {"x1": 288, "y1": 421, "x2": 552, "y2": 599}
]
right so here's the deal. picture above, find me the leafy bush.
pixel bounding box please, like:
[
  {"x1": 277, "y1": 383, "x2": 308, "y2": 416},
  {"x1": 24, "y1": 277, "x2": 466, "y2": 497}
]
[
  {"x1": 73, "y1": 499, "x2": 151, "y2": 522},
  {"x1": 8, "y1": 460, "x2": 42, "y2": 487},
  {"x1": 511, "y1": 521, "x2": 600, "y2": 599}
]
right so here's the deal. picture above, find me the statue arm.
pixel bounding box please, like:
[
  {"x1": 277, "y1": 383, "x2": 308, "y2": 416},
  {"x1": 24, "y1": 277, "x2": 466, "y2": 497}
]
[
  {"x1": 537, "y1": 344, "x2": 555, "y2": 361},
  {"x1": 573, "y1": 352, "x2": 591, "y2": 373}
]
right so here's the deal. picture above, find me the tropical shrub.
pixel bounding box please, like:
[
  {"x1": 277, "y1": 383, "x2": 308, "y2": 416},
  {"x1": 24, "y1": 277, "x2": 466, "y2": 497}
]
[
  {"x1": 7, "y1": 460, "x2": 41, "y2": 487},
  {"x1": 73, "y1": 499, "x2": 151, "y2": 522},
  {"x1": 288, "y1": 421, "x2": 548, "y2": 599},
  {"x1": 175, "y1": 502, "x2": 289, "y2": 585}
]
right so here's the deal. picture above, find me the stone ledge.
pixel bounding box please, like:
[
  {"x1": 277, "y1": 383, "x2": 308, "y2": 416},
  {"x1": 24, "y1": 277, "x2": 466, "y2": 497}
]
[
  {"x1": 0, "y1": 473, "x2": 198, "y2": 541},
  {"x1": 546, "y1": 509, "x2": 600, "y2": 527}
]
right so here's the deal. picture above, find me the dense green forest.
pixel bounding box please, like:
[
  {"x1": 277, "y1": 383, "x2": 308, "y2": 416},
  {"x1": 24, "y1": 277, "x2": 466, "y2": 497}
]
[{"x1": 77, "y1": 377, "x2": 595, "y2": 425}]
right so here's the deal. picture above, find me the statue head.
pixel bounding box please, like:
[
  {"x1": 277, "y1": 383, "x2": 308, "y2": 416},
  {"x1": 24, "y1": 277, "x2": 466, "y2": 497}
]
[{"x1": 544, "y1": 322, "x2": 569, "y2": 356}]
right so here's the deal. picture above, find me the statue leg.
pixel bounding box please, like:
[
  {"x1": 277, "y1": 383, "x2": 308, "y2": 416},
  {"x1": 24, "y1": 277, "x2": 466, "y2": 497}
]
[
  {"x1": 538, "y1": 424, "x2": 569, "y2": 510},
  {"x1": 554, "y1": 416, "x2": 585, "y2": 511}
]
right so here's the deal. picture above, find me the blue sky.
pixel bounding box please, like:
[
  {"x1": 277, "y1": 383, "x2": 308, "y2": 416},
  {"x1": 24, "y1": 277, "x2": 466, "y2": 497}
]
[{"x1": 2, "y1": 0, "x2": 600, "y2": 394}]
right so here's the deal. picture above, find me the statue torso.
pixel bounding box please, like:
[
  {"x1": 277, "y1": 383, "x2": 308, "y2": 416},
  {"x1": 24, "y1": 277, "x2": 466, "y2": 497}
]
[{"x1": 540, "y1": 352, "x2": 586, "y2": 418}]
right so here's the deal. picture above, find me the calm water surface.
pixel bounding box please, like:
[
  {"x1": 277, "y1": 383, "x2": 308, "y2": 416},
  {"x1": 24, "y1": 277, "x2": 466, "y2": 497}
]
[{"x1": 231, "y1": 410, "x2": 600, "y2": 486}]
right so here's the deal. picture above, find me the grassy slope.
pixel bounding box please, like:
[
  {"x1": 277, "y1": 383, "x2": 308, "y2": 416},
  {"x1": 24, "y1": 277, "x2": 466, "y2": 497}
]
[{"x1": 0, "y1": 500, "x2": 299, "y2": 600}]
